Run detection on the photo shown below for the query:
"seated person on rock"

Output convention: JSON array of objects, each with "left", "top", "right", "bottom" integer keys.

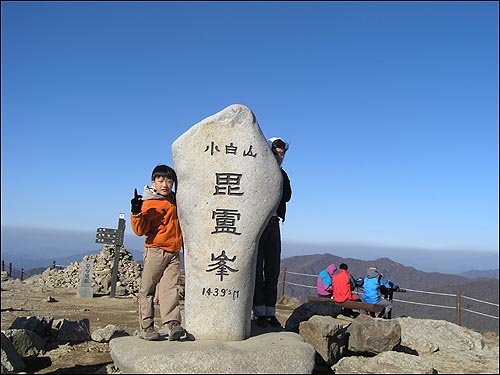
[
  {"left": 317, "top": 263, "right": 337, "bottom": 298},
  {"left": 362, "top": 265, "right": 392, "bottom": 319},
  {"left": 333, "top": 263, "right": 360, "bottom": 303},
  {"left": 333, "top": 263, "right": 360, "bottom": 316}
]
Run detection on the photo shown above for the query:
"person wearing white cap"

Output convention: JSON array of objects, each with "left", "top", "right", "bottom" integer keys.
[{"left": 253, "top": 137, "right": 292, "bottom": 328}]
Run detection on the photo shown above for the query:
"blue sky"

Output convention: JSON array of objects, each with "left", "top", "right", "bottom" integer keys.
[{"left": 1, "top": 1, "right": 498, "bottom": 255}]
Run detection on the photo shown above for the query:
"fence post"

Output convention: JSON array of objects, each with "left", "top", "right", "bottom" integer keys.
[
  {"left": 20, "top": 269, "right": 24, "bottom": 282},
  {"left": 1, "top": 260, "right": 4, "bottom": 272},
  {"left": 279, "top": 267, "right": 287, "bottom": 300},
  {"left": 52, "top": 260, "right": 56, "bottom": 270},
  {"left": 455, "top": 289, "right": 462, "bottom": 326},
  {"left": 8, "top": 263, "right": 12, "bottom": 277}
]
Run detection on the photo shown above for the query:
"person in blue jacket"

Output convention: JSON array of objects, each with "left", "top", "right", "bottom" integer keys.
[{"left": 362, "top": 265, "right": 392, "bottom": 318}]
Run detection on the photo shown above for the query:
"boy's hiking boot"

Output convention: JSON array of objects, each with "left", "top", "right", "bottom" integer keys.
[
  {"left": 267, "top": 316, "right": 282, "bottom": 328},
  {"left": 167, "top": 320, "right": 185, "bottom": 341},
  {"left": 139, "top": 326, "right": 160, "bottom": 341}
]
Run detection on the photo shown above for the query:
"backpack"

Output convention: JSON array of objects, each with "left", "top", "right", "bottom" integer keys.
[{"left": 318, "top": 269, "right": 332, "bottom": 287}]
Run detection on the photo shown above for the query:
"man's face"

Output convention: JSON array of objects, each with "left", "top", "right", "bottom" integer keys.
[
  {"left": 273, "top": 147, "right": 286, "bottom": 166},
  {"left": 152, "top": 176, "right": 174, "bottom": 197}
]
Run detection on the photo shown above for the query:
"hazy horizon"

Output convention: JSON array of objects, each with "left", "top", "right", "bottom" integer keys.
[{"left": 1, "top": 225, "right": 498, "bottom": 275}]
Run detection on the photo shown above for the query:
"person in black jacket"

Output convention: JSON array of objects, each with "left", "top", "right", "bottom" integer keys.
[{"left": 253, "top": 137, "right": 292, "bottom": 328}]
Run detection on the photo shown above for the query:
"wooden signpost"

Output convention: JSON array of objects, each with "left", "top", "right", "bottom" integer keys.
[{"left": 95, "top": 213, "right": 126, "bottom": 298}]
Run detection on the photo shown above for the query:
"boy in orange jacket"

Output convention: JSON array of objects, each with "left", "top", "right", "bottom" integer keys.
[{"left": 131, "top": 165, "right": 185, "bottom": 341}]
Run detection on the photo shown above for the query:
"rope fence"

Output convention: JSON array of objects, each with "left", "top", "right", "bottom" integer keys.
[{"left": 278, "top": 267, "right": 499, "bottom": 325}]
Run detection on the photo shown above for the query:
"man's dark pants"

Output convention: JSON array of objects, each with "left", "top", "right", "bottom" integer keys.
[{"left": 253, "top": 219, "right": 281, "bottom": 316}]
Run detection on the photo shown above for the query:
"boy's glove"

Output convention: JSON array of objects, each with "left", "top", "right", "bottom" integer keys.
[{"left": 131, "top": 188, "right": 143, "bottom": 215}]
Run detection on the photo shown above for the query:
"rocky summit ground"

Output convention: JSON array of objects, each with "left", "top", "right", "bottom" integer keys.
[
  {"left": 2, "top": 279, "right": 498, "bottom": 374},
  {"left": 1, "top": 280, "right": 136, "bottom": 373},
  {"left": 1, "top": 279, "right": 299, "bottom": 374}
]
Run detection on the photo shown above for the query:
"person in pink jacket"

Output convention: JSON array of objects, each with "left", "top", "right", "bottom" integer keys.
[{"left": 317, "top": 263, "right": 337, "bottom": 298}]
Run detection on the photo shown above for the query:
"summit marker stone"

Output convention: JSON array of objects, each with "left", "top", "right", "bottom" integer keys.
[
  {"left": 76, "top": 261, "right": 93, "bottom": 298},
  {"left": 172, "top": 104, "right": 282, "bottom": 341}
]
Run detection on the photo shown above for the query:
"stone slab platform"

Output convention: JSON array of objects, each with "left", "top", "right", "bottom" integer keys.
[{"left": 109, "top": 331, "right": 315, "bottom": 374}]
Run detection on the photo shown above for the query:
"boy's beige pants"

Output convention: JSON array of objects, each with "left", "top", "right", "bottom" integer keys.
[{"left": 138, "top": 247, "right": 181, "bottom": 330}]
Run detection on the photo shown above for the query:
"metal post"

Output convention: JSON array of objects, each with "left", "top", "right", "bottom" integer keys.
[
  {"left": 20, "top": 269, "right": 24, "bottom": 282},
  {"left": 455, "top": 289, "right": 462, "bottom": 326},
  {"left": 1, "top": 260, "right": 4, "bottom": 272},
  {"left": 52, "top": 260, "right": 56, "bottom": 270},
  {"left": 8, "top": 263, "right": 12, "bottom": 277},
  {"left": 109, "top": 246, "right": 120, "bottom": 298}
]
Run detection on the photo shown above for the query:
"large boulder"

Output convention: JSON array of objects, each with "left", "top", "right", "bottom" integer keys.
[
  {"left": 299, "top": 315, "right": 347, "bottom": 365},
  {"left": 1, "top": 332, "right": 25, "bottom": 374},
  {"left": 54, "top": 318, "right": 91, "bottom": 343},
  {"left": 91, "top": 324, "right": 129, "bottom": 343},
  {"left": 3, "top": 329, "right": 47, "bottom": 358},
  {"left": 9, "top": 315, "right": 53, "bottom": 338},
  {"left": 346, "top": 314, "right": 401, "bottom": 355},
  {"left": 396, "top": 317, "right": 484, "bottom": 353},
  {"left": 333, "top": 351, "right": 436, "bottom": 374}
]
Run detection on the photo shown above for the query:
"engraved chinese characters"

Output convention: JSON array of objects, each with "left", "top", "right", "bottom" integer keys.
[
  {"left": 172, "top": 104, "right": 283, "bottom": 341},
  {"left": 76, "top": 261, "right": 94, "bottom": 298}
]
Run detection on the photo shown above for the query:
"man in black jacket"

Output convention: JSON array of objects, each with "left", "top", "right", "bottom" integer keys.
[{"left": 253, "top": 137, "right": 292, "bottom": 328}]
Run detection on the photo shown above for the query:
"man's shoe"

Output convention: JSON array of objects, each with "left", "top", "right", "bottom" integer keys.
[
  {"left": 167, "top": 321, "right": 185, "bottom": 341},
  {"left": 254, "top": 316, "right": 268, "bottom": 327},
  {"left": 267, "top": 316, "right": 282, "bottom": 328},
  {"left": 139, "top": 326, "right": 160, "bottom": 341}
]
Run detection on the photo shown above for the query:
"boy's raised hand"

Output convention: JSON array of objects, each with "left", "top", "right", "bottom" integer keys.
[{"left": 131, "top": 188, "right": 143, "bottom": 215}]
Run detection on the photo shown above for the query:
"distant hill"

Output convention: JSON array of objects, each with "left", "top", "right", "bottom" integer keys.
[
  {"left": 281, "top": 253, "right": 476, "bottom": 296},
  {"left": 459, "top": 269, "right": 499, "bottom": 279},
  {"left": 280, "top": 253, "right": 499, "bottom": 334},
  {"left": 280, "top": 240, "right": 499, "bottom": 274}
]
